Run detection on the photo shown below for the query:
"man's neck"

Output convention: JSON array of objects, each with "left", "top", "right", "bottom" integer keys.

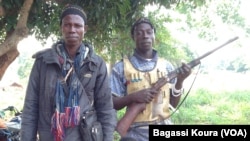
[
  {"left": 136, "top": 49, "right": 153, "bottom": 59},
  {"left": 65, "top": 45, "right": 80, "bottom": 59}
]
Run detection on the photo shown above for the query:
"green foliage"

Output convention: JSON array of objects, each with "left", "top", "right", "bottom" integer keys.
[
  {"left": 17, "top": 52, "right": 34, "bottom": 80},
  {"left": 223, "top": 56, "right": 250, "bottom": 73},
  {"left": 175, "top": 0, "right": 207, "bottom": 14},
  {"left": 1, "top": 0, "right": 249, "bottom": 77},
  {"left": 216, "top": 0, "right": 245, "bottom": 28},
  {"left": 175, "top": 0, "right": 247, "bottom": 42},
  {"left": 0, "top": 0, "right": 24, "bottom": 42},
  {"left": 116, "top": 107, "right": 126, "bottom": 120},
  {"left": 28, "top": 1, "right": 61, "bottom": 40},
  {"left": 172, "top": 89, "right": 250, "bottom": 124},
  {"left": 176, "top": 3, "right": 217, "bottom": 41},
  {"left": 0, "top": 0, "right": 202, "bottom": 63}
]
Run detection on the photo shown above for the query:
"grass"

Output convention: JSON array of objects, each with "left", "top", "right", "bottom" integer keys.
[{"left": 171, "top": 89, "right": 250, "bottom": 124}]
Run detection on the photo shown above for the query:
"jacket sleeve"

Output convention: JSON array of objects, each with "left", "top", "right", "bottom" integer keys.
[
  {"left": 20, "top": 59, "right": 41, "bottom": 141},
  {"left": 94, "top": 58, "right": 117, "bottom": 141}
]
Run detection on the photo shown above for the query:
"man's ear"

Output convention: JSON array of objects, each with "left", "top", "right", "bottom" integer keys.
[{"left": 84, "top": 25, "right": 88, "bottom": 33}]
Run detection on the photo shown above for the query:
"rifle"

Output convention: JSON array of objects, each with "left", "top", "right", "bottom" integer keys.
[{"left": 116, "top": 36, "right": 239, "bottom": 137}]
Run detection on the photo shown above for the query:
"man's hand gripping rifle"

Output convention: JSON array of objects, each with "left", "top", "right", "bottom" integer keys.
[{"left": 116, "top": 37, "right": 239, "bottom": 137}]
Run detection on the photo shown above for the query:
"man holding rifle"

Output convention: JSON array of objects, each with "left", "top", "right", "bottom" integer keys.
[{"left": 110, "top": 17, "right": 192, "bottom": 141}]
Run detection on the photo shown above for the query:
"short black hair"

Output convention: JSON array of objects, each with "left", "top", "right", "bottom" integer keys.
[
  {"left": 60, "top": 4, "right": 87, "bottom": 25},
  {"left": 131, "top": 17, "right": 156, "bottom": 38}
]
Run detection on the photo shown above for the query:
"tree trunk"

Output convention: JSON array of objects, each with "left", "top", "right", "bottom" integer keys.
[
  {"left": 0, "top": 48, "right": 19, "bottom": 80},
  {"left": 0, "top": 0, "right": 34, "bottom": 80}
]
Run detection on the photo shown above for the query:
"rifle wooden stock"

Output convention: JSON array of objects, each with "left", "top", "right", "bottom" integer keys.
[{"left": 116, "top": 37, "right": 239, "bottom": 137}]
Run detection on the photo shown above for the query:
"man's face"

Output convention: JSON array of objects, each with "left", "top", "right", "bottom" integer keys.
[
  {"left": 61, "top": 14, "right": 87, "bottom": 47},
  {"left": 133, "top": 23, "right": 155, "bottom": 52}
]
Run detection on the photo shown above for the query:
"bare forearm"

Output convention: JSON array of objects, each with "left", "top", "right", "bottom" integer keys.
[
  {"left": 116, "top": 103, "right": 145, "bottom": 137},
  {"left": 113, "top": 95, "right": 134, "bottom": 110},
  {"left": 175, "top": 78, "right": 184, "bottom": 90},
  {"left": 170, "top": 93, "right": 181, "bottom": 108}
]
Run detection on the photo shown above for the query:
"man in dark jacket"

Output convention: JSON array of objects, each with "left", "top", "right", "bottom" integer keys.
[{"left": 21, "top": 4, "right": 116, "bottom": 141}]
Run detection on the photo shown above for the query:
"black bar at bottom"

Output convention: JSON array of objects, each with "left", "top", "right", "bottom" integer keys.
[{"left": 149, "top": 125, "right": 250, "bottom": 141}]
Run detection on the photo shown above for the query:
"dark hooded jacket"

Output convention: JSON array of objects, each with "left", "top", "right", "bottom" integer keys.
[{"left": 21, "top": 42, "right": 116, "bottom": 141}]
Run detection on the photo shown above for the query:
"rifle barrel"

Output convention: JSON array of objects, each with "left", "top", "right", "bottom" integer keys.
[
  {"left": 195, "top": 36, "right": 239, "bottom": 62},
  {"left": 168, "top": 36, "right": 239, "bottom": 82}
]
